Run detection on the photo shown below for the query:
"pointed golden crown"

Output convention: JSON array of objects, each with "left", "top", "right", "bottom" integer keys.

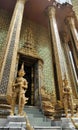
[{"left": 18, "top": 63, "right": 25, "bottom": 76}]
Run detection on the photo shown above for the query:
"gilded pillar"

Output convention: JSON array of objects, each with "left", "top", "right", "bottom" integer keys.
[
  {"left": 62, "top": 32, "right": 77, "bottom": 97},
  {"left": 48, "top": 6, "right": 66, "bottom": 100},
  {"left": 0, "top": 0, "right": 27, "bottom": 116},
  {"left": 65, "top": 16, "right": 78, "bottom": 75},
  {"left": 38, "top": 60, "right": 44, "bottom": 108},
  {"left": 68, "top": 16, "right": 78, "bottom": 51},
  {"left": 38, "top": 60, "right": 44, "bottom": 94}
]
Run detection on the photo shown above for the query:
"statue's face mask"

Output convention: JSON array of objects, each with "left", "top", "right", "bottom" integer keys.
[{"left": 18, "top": 70, "right": 25, "bottom": 77}]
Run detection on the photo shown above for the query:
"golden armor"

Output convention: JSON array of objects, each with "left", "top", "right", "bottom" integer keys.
[
  {"left": 62, "top": 74, "right": 74, "bottom": 117},
  {"left": 11, "top": 63, "right": 28, "bottom": 116}
]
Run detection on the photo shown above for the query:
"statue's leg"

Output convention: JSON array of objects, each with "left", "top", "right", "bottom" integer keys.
[
  {"left": 64, "top": 99, "right": 68, "bottom": 117},
  {"left": 18, "top": 93, "right": 25, "bottom": 116},
  {"left": 69, "top": 98, "right": 74, "bottom": 117}
]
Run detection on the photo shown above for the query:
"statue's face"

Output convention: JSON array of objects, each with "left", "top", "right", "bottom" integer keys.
[{"left": 18, "top": 71, "right": 25, "bottom": 77}]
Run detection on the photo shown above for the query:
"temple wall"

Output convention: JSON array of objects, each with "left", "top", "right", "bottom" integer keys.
[{"left": 19, "top": 19, "right": 55, "bottom": 93}]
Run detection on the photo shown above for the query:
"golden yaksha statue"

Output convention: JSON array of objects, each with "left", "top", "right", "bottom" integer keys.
[
  {"left": 62, "top": 74, "right": 74, "bottom": 117},
  {"left": 11, "top": 63, "right": 28, "bottom": 116}
]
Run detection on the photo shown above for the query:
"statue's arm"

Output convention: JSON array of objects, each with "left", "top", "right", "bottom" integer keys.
[
  {"left": 12, "top": 79, "right": 20, "bottom": 90},
  {"left": 23, "top": 80, "right": 28, "bottom": 89}
]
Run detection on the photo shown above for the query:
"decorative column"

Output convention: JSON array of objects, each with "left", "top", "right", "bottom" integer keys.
[
  {"left": 65, "top": 16, "right": 78, "bottom": 52},
  {"left": 38, "top": 60, "right": 44, "bottom": 94},
  {"left": 0, "top": 0, "right": 27, "bottom": 116},
  {"left": 38, "top": 59, "right": 44, "bottom": 108},
  {"left": 48, "top": 6, "right": 66, "bottom": 100},
  {"left": 65, "top": 16, "right": 78, "bottom": 73},
  {"left": 62, "top": 32, "right": 77, "bottom": 97},
  {"left": 31, "top": 67, "right": 34, "bottom": 105}
]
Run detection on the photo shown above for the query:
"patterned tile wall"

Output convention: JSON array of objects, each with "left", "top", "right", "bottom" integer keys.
[{"left": 0, "top": 10, "right": 10, "bottom": 73}]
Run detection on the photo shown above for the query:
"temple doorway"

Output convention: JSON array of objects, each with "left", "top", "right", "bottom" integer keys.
[{"left": 18, "top": 54, "right": 38, "bottom": 106}]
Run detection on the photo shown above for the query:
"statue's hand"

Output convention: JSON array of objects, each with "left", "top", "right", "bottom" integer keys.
[
  {"left": 12, "top": 86, "right": 15, "bottom": 92},
  {"left": 13, "top": 82, "right": 22, "bottom": 87}
]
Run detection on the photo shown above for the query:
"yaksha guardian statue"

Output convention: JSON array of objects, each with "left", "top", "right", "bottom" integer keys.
[
  {"left": 62, "top": 74, "right": 74, "bottom": 117},
  {"left": 11, "top": 63, "right": 28, "bottom": 116}
]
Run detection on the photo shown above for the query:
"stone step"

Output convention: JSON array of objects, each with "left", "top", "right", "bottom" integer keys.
[
  {"left": 28, "top": 117, "right": 45, "bottom": 123},
  {"left": 24, "top": 106, "right": 39, "bottom": 111},
  {"left": 61, "top": 118, "right": 76, "bottom": 130},
  {"left": 6, "top": 122, "right": 26, "bottom": 128},
  {"left": 26, "top": 113, "right": 50, "bottom": 122},
  {"left": 26, "top": 113, "right": 34, "bottom": 118},
  {"left": 7, "top": 116, "right": 26, "bottom": 122},
  {"left": 26, "top": 110, "right": 42, "bottom": 114},
  {"left": 0, "top": 126, "right": 62, "bottom": 130},
  {"left": 0, "top": 118, "right": 7, "bottom": 126},
  {"left": 24, "top": 108, "right": 41, "bottom": 111},
  {"left": 6, "top": 115, "right": 52, "bottom": 127},
  {"left": 16, "top": 106, "right": 43, "bottom": 115},
  {"left": 26, "top": 113, "right": 46, "bottom": 120},
  {"left": 34, "top": 126, "right": 62, "bottom": 130},
  {"left": 62, "top": 127, "right": 77, "bottom": 130},
  {"left": 30, "top": 121, "right": 51, "bottom": 127},
  {"left": 34, "top": 114, "right": 45, "bottom": 118},
  {"left": 23, "top": 106, "right": 52, "bottom": 126},
  {"left": 28, "top": 118, "right": 52, "bottom": 126},
  {"left": 0, "top": 128, "right": 22, "bottom": 130},
  {"left": 51, "top": 120, "right": 62, "bottom": 126}
]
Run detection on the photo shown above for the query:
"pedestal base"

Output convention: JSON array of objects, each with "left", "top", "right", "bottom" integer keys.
[
  {"left": 0, "top": 96, "right": 11, "bottom": 118},
  {"left": 6, "top": 116, "right": 26, "bottom": 128}
]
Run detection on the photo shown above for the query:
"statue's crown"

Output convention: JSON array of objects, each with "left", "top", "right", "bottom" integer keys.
[
  {"left": 18, "top": 63, "right": 25, "bottom": 76},
  {"left": 21, "top": 62, "right": 24, "bottom": 70}
]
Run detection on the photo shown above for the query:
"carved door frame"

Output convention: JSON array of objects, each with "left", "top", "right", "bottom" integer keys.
[{"left": 16, "top": 52, "right": 44, "bottom": 107}]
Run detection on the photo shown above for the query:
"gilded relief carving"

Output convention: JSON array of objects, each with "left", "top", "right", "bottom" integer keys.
[
  {"left": 26, "top": 24, "right": 34, "bottom": 44},
  {"left": 40, "top": 86, "right": 55, "bottom": 119},
  {"left": 19, "top": 24, "right": 39, "bottom": 58}
]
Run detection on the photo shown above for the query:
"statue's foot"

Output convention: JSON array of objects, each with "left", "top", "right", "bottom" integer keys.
[
  {"left": 18, "top": 112, "right": 24, "bottom": 116},
  {"left": 66, "top": 115, "right": 69, "bottom": 118},
  {"left": 18, "top": 111, "right": 26, "bottom": 116}
]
